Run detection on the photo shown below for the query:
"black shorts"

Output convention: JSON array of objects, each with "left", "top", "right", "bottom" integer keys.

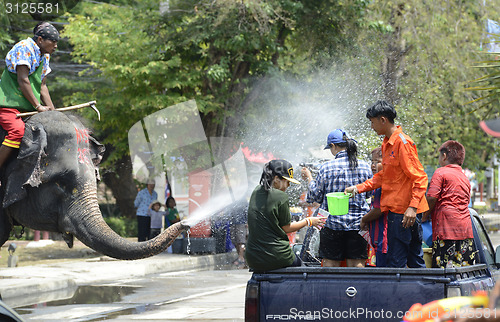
[{"left": 319, "top": 227, "right": 368, "bottom": 261}]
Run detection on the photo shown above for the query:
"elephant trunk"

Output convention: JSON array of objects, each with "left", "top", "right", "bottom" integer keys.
[{"left": 67, "top": 184, "right": 189, "bottom": 260}]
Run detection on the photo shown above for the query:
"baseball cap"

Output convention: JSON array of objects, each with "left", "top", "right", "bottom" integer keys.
[
  {"left": 269, "top": 159, "right": 301, "bottom": 184},
  {"left": 151, "top": 200, "right": 162, "bottom": 207},
  {"left": 324, "top": 129, "right": 349, "bottom": 149}
]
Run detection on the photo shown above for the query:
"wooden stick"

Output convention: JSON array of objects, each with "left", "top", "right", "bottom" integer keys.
[{"left": 16, "top": 101, "right": 97, "bottom": 117}]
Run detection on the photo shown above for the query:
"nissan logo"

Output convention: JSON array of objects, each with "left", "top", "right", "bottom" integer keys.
[{"left": 346, "top": 286, "right": 357, "bottom": 297}]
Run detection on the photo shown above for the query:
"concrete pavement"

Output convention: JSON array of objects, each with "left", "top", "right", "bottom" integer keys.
[{"left": 0, "top": 250, "right": 236, "bottom": 308}]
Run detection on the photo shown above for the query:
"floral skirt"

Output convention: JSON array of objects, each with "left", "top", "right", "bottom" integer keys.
[{"left": 432, "top": 238, "right": 478, "bottom": 268}]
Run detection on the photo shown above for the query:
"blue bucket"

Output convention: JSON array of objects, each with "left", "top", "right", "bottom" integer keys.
[{"left": 421, "top": 221, "right": 432, "bottom": 247}]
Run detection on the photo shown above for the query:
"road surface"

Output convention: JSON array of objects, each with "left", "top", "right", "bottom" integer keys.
[
  {"left": 15, "top": 227, "right": 500, "bottom": 321},
  {"left": 16, "top": 268, "right": 252, "bottom": 321}
]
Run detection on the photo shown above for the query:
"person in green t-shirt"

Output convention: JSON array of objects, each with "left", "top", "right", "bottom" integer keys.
[
  {"left": 245, "top": 159, "right": 326, "bottom": 272},
  {"left": 165, "top": 196, "right": 180, "bottom": 227},
  {"left": 0, "top": 22, "right": 58, "bottom": 170}
]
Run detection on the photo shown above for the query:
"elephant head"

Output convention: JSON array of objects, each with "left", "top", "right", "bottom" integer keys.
[{"left": 0, "top": 111, "right": 189, "bottom": 260}]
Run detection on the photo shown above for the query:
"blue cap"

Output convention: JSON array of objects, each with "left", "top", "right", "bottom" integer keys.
[{"left": 324, "top": 129, "right": 353, "bottom": 149}]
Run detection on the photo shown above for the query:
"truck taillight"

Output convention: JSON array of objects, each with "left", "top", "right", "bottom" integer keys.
[
  {"left": 447, "top": 285, "right": 462, "bottom": 297},
  {"left": 245, "top": 282, "right": 259, "bottom": 322}
]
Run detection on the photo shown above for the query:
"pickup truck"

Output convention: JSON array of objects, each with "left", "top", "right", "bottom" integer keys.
[{"left": 245, "top": 209, "right": 500, "bottom": 321}]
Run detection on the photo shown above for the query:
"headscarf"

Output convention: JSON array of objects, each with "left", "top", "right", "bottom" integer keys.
[{"left": 33, "top": 22, "right": 59, "bottom": 42}]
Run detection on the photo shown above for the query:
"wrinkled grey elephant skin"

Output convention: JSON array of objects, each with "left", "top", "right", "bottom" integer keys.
[{"left": 0, "top": 111, "right": 188, "bottom": 260}]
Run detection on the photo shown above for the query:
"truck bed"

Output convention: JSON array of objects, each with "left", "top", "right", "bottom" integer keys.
[
  {"left": 247, "top": 264, "right": 493, "bottom": 321},
  {"left": 245, "top": 212, "right": 499, "bottom": 321}
]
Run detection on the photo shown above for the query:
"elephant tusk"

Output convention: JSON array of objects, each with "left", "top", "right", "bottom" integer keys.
[{"left": 90, "top": 103, "right": 101, "bottom": 121}]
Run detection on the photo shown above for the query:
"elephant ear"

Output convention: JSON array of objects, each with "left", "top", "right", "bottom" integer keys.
[
  {"left": 3, "top": 123, "right": 47, "bottom": 208},
  {"left": 89, "top": 135, "right": 105, "bottom": 166},
  {"left": 89, "top": 135, "right": 105, "bottom": 181}
]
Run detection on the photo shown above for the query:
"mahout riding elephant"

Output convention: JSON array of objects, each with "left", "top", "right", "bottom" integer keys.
[{"left": 0, "top": 111, "right": 189, "bottom": 260}]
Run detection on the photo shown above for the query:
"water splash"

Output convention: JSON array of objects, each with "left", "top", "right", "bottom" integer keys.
[
  {"left": 128, "top": 67, "right": 381, "bottom": 221},
  {"left": 186, "top": 230, "right": 191, "bottom": 255},
  {"left": 239, "top": 68, "right": 378, "bottom": 166},
  {"left": 183, "top": 185, "right": 248, "bottom": 227}
]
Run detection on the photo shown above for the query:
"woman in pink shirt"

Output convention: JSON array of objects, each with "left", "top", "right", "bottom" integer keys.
[{"left": 424, "top": 140, "right": 477, "bottom": 268}]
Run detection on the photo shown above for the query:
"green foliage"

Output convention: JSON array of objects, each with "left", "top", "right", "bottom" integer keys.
[
  {"left": 10, "top": 226, "right": 34, "bottom": 241},
  {"left": 0, "top": 31, "right": 13, "bottom": 51},
  {"left": 360, "top": 0, "right": 498, "bottom": 171},
  {"left": 104, "top": 216, "right": 137, "bottom": 238},
  {"left": 400, "top": 1, "right": 497, "bottom": 170},
  {"left": 62, "top": 0, "right": 368, "bottom": 169},
  {"left": 62, "top": 1, "right": 184, "bottom": 165},
  {"left": 2, "top": 0, "right": 498, "bottom": 214},
  {"left": 0, "top": 4, "right": 27, "bottom": 51},
  {"left": 466, "top": 52, "right": 500, "bottom": 110}
]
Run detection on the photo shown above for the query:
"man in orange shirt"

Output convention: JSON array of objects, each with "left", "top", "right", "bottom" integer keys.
[{"left": 345, "top": 100, "right": 429, "bottom": 268}]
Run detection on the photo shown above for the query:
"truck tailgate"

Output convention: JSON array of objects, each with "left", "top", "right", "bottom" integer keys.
[{"left": 256, "top": 267, "right": 449, "bottom": 321}]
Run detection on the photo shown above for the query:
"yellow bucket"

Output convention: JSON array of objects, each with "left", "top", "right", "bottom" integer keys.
[{"left": 423, "top": 248, "right": 433, "bottom": 268}]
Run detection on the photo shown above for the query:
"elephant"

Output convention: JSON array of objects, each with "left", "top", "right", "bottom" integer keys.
[{"left": 0, "top": 111, "right": 189, "bottom": 260}]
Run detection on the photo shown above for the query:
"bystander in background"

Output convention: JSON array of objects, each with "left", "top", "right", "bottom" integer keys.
[
  {"left": 165, "top": 196, "right": 180, "bottom": 227},
  {"left": 149, "top": 200, "right": 166, "bottom": 239},
  {"left": 134, "top": 179, "right": 157, "bottom": 241}
]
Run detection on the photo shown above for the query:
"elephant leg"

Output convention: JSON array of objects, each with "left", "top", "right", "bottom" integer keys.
[{"left": 0, "top": 209, "right": 12, "bottom": 247}]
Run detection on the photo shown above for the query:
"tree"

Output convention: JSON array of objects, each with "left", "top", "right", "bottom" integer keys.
[
  {"left": 466, "top": 53, "right": 500, "bottom": 111},
  {"left": 62, "top": 0, "right": 368, "bottom": 217},
  {"left": 359, "top": 0, "right": 498, "bottom": 170}
]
